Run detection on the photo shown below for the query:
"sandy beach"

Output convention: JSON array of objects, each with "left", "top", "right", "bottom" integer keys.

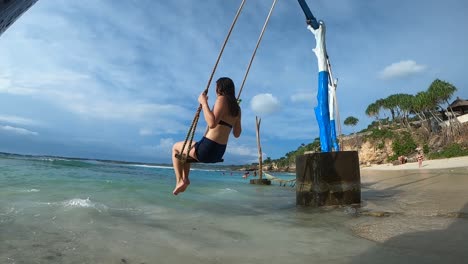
[
  {"left": 361, "top": 155, "right": 468, "bottom": 171},
  {"left": 348, "top": 155, "right": 468, "bottom": 262}
]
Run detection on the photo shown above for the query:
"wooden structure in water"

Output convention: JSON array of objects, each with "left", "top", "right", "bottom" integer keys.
[
  {"left": 250, "top": 116, "right": 271, "bottom": 185},
  {"left": 296, "top": 151, "right": 360, "bottom": 206},
  {"left": 250, "top": 178, "right": 271, "bottom": 185}
]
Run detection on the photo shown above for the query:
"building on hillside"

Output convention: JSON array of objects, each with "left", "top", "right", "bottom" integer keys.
[
  {"left": 0, "top": 0, "right": 38, "bottom": 37},
  {"left": 448, "top": 97, "right": 468, "bottom": 115},
  {"left": 441, "top": 97, "right": 468, "bottom": 125}
]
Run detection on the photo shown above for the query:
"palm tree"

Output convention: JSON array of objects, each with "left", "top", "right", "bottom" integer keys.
[
  {"left": 344, "top": 116, "right": 359, "bottom": 148},
  {"left": 395, "top": 93, "right": 414, "bottom": 129},
  {"left": 344, "top": 116, "right": 359, "bottom": 128},
  {"left": 365, "top": 102, "right": 380, "bottom": 127},
  {"left": 427, "top": 79, "right": 459, "bottom": 138},
  {"left": 428, "top": 79, "right": 457, "bottom": 108},
  {"left": 383, "top": 95, "right": 399, "bottom": 121},
  {"left": 412, "top": 91, "right": 433, "bottom": 134}
]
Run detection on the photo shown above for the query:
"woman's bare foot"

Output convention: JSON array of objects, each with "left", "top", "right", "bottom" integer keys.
[{"left": 173, "top": 178, "right": 190, "bottom": 195}]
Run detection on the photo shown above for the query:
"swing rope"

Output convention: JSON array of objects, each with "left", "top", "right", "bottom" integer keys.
[
  {"left": 177, "top": 0, "right": 278, "bottom": 164},
  {"left": 177, "top": 0, "right": 247, "bottom": 164},
  {"left": 237, "top": 0, "right": 278, "bottom": 100},
  {"left": 327, "top": 57, "right": 342, "bottom": 143}
]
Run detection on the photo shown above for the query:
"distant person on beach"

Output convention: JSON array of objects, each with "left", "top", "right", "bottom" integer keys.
[
  {"left": 398, "top": 155, "right": 407, "bottom": 164},
  {"left": 171, "top": 77, "right": 242, "bottom": 195},
  {"left": 242, "top": 171, "right": 250, "bottom": 179},
  {"left": 417, "top": 152, "right": 424, "bottom": 168}
]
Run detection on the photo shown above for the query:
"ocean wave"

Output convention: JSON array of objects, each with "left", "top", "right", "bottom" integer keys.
[
  {"left": 60, "top": 198, "right": 108, "bottom": 212},
  {"left": 19, "top": 188, "right": 40, "bottom": 193},
  {"left": 190, "top": 168, "right": 227, "bottom": 172},
  {"left": 130, "top": 164, "right": 173, "bottom": 170},
  {"left": 214, "top": 188, "right": 239, "bottom": 195},
  {"left": 37, "top": 157, "right": 69, "bottom": 162},
  {"left": 44, "top": 158, "right": 95, "bottom": 168},
  {"left": 1, "top": 207, "right": 19, "bottom": 215}
]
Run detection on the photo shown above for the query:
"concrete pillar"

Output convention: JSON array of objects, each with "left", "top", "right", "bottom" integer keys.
[{"left": 296, "top": 151, "right": 360, "bottom": 206}]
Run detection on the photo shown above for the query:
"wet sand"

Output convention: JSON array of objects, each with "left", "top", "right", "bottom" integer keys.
[{"left": 349, "top": 157, "right": 468, "bottom": 262}]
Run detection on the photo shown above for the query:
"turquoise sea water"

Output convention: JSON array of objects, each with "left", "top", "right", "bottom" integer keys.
[{"left": 3, "top": 153, "right": 459, "bottom": 263}]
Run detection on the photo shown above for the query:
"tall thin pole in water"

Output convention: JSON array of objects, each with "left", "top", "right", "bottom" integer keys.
[{"left": 255, "top": 116, "right": 263, "bottom": 180}]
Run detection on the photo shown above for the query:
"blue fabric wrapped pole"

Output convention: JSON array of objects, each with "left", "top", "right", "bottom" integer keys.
[{"left": 315, "top": 71, "right": 331, "bottom": 152}]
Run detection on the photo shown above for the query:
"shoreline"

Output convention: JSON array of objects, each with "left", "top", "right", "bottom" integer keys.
[
  {"left": 252, "top": 155, "right": 468, "bottom": 173},
  {"left": 361, "top": 155, "right": 468, "bottom": 171}
]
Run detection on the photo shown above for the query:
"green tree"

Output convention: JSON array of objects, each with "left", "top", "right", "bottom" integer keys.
[
  {"left": 390, "top": 131, "right": 417, "bottom": 161},
  {"left": 427, "top": 79, "right": 457, "bottom": 108},
  {"left": 412, "top": 91, "right": 434, "bottom": 133},
  {"left": 391, "top": 93, "right": 414, "bottom": 129},
  {"left": 382, "top": 95, "right": 399, "bottom": 121},
  {"left": 427, "top": 79, "right": 460, "bottom": 137},
  {"left": 365, "top": 102, "right": 380, "bottom": 125},
  {"left": 344, "top": 116, "right": 359, "bottom": 148},
  {"left": 344, "top": 116, "right": 359, "bottom": 128},
  {"left": 304, "top": 138, "right": 321, "bottom": 153}
]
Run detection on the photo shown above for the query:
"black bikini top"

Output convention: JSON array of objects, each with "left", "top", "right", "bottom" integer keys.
[{"left": 218, "top": 120, "right": 233, "bottom": 128}]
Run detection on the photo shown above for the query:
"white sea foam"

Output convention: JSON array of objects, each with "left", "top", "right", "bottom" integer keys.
[
  {"left": 190, "top": 168, "right": 226, "bottom": 172},
  {"left": 215, "top": 188, "right": 238, "bottom": 194},
  {"left": 37, "top": 157, "right": 69, "bottom": 162},
  {"left": 4, "top": 207, "right": 17, "bottom": 215},
  {"left": 130, "top": 164, "right": 173, "bottom": 169},
  {"left": 23, "top": 188, "right": 40, "bottom": 192},
  {"left": 61, "top": 198, "right": 108, "bottom": 212},
  {"left": 16, "top": 188, "right": 40, "bottom": 193},
  {"left": 62, "top": 198, "right": 94, "bottom": 208}
]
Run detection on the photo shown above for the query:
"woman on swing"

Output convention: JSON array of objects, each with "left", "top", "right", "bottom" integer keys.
[{"left": 172, "top": 77, "right": 242, "bottom": 195}]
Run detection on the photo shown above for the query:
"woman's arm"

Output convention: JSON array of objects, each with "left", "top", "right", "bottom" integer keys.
[{"left": 199, "top": 93, "right": 225, "bottom": 128}]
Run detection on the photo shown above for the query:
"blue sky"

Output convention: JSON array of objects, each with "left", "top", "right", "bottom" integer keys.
[{"left": 0, "top": 0, "right": 467, "bottom": 164}]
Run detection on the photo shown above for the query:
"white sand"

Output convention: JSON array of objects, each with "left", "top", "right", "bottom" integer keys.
[
  {"left": 351, "top": 155, "right": 468, "bottom": 259},
  {"left": 362, "top": 156, "right": 468, "bottom": 171}
]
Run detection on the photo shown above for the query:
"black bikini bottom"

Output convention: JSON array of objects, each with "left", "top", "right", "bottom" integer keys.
[{"left": 194, "top": 137, "right": 226, "bottom": 163}]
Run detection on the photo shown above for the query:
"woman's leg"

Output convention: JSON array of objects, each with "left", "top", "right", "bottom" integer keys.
[{"left": 172, "top": 141, "right": 197, "bottom": 195}]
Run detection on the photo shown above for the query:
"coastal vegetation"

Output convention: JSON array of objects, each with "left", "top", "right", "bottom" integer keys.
[{"left": 260, "top": 79, "right": 467, "bottom": 171}]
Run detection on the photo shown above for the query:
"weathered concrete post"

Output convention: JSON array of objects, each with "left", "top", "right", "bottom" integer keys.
[{"left": 296, "top": 151, "right": 360, "bottom": 206}]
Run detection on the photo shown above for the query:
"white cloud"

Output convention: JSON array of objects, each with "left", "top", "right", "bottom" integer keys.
[
  {"left": 156, "top": 138, "right": 175, "bottom": 154},
  {"left": 66, "top": 100, "right": 187, "bottom": 121},
  {"left": 290, "top": 91, "right": 315, "bottom": 103},
  {"left": 0, "top": 2, "right": 198, "bottom": 129},
  {"left": 0, "top": 71, "right": 191, "bottom": 124},
  {"left": 226, "top": 144, "right": 258, "bottom": 157},
  {"left": 0, "top": 125, "right": 38, "bottom": 136},
  {"left": 250, "top": 93, "right": 281, "bottom": 116},
  {"left": 0, "top": 74, "right": 36, "bottom": 95},
  {"left": 139, "top": 128, "right": 153, "bottom": 136},
  {"left": 141, "top": 138, "right": 175, "bottom": 158},
  {"left": 379, "top": 60, "right": 427, "bottom": 80},
  {"left": 225, "top": 143, "right": 269, "bottom": 164},
  {"left": 0, "top": 115, "right": 40, "bottom": 126}
]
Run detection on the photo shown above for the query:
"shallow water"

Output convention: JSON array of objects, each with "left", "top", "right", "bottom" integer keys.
[{"left": 1, "top": 154, "right": 467, "bottom": 263}]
